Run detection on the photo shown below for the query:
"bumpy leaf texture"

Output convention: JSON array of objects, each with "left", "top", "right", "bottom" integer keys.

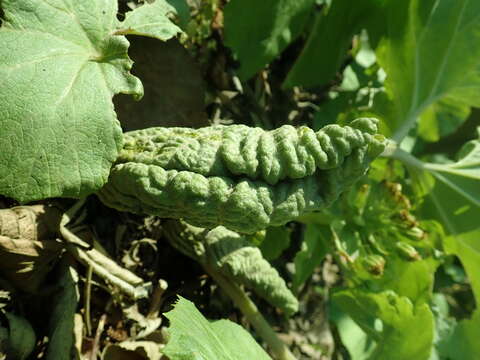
[
  {"left": 98, "top": 119, "right": 385, "bottom": 233},
  {"left": 163, "top": 220, "right": 298, "bottom": 315}
]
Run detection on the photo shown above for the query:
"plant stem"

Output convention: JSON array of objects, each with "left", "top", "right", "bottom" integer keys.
[
  {"left": 84, "top": 265, "right": 93, "bottom": 336},
  {"left": 60, "top": 200, "right": 150, "bottom": 299},
  {"left": 391, "top": 107, "right": 424, "bottom": 143},
  {"left": 204, "top": 265, "right": 297, "bottom": 360},
  {"left": 380, "top": 143, "right": 426, "bottom": 171}
]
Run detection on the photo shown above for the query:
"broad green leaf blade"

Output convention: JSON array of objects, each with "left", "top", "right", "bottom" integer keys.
[
  {"left": 46, "top": 264, "right": 79, "bottom": 360},
  {"left": 224, "top": 0, "right": 315, "bottom": 80},
  {"left": 119, "top": 0, "right": 182, "bottom": 40},
  {"left": 333, "top": 289, "right": 435, "bottom": 360},
  {"left": 163, "top": 296, "right": 271, "bottom": 360},
  {"left": 4, "top": 312, "right": 36, "bottom": 360},
  {"left": 421, "top": 131, "right": 480, "bottom": 234},
  {"left": 284, "top": 0, "right": 380, "bottom": 89},
  {"left": 292, "top": 224, "right": 329, "bottom": 291},
  {"left": 0, "top": 0, "right": 147, "bottom": 202},
  {"left": 375, "top": 0, "right": 480, "bottom": 142}
]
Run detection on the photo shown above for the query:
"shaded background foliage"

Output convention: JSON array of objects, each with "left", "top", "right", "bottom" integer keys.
[{"left": 0, "top": 0, "right": 480, "bottom": 359}]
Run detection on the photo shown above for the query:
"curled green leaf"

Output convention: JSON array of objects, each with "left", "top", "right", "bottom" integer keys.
[
  {"left": 163, "top": 220, "right": 299, "bottom": 315},
  {"left": 98, "top": 119, "right": 385, "bottom": 233},
  {"left": 118, "top": 118, "right": 383, "bottom": 185}
]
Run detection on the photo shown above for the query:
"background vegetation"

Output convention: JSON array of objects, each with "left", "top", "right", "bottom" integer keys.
[{"left": 0, "top": 0, "right": 479, "bottom": 359}]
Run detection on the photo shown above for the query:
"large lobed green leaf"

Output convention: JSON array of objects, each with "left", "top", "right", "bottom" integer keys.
[
  {"left": 0, "top": 0, "right": 180, "bottom": 202},
  {"left": 163, "top": 296, "right": 271, "bottom": 360},
  {"left": 375, "top": 0, "right": 480, "bottom": 141}
]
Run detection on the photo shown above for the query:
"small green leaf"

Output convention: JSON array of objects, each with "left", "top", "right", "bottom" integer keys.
[
  {"left": 374, "top": 257, "right": 438, "bottom": 305},
  {"left": 329, "top": 307, "right": 375, "bottom": 360},
  {"left": 224, "top": 0, "right": 315, "bottom": 80},
  {"left": 163, "top": 296, "right": 271, "bottom": 360},
  {"left": 333, "top": 289, "right": 435, "bottom": 360},
  {"left": 120, "top": 0, "right": 182, "bottom": 40},
  {"left": 292, "top": 224, "right": 329, "bottom": 291}
]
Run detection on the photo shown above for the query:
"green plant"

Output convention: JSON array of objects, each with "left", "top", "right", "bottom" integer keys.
[
  {"left": 97, "top": 120, "right": 384, "bottom": 233},
  {"left": 0, "top": 0, "right": 480, "bottom": 359}
]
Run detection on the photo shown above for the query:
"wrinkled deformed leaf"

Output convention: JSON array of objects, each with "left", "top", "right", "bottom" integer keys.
[
  {"left": 163, "top": 221, "right": 298, "bottom": 315},
  {"left": 224, "top": 0, "right": 315, "bottom": 80},
  {"left": 98, "top": 119, "right": 385, "bottom": 234},
  {"left": 0, "top": 0, "right": 179, "bottom": 202},
  {"left": 206, "top": 226, "right": 298, "bottom": 315},
  {"left": 163, "top": 296, "right": 271, "bottom": 360},
  {"left": 0, "top": 205, "right": 61, "bottom": 240}
]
